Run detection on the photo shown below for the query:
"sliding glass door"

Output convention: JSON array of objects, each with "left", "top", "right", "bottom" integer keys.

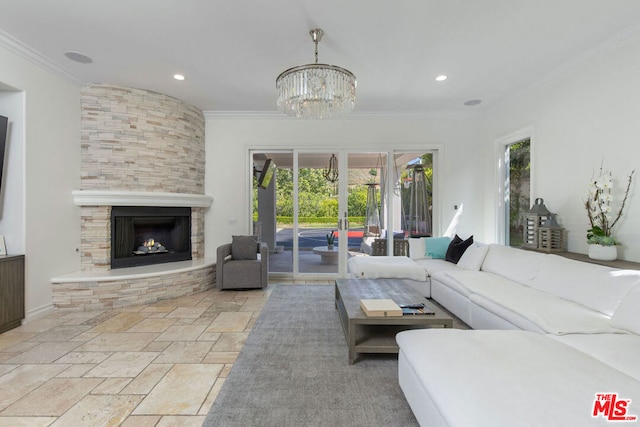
[
  {"left": 294, "top": 151, "right": 393, "bottom": 277},
  {"left": 252, "top": 149, "right": 436, "bottom": 279},
  {"left": 295, "top": 151, "right": 342, "bottom": 275}
]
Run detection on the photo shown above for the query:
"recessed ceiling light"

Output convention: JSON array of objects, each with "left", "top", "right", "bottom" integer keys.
[
  {"left": 464, "top": 99, "right": 482, "bottom": 106},
  {"left": 173, "top": 74, "right": 185, "bottom": 81},
  {"left": 64, "top": 51, "right": 92, "bottom": 64},
  {"left": 435, "top": 75, "right": 447, "bottom": 82}
]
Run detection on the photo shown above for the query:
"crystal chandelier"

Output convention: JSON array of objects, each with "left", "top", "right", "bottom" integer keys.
[{"left": 276, "top": 29, "right": 356, "bottom": 119}]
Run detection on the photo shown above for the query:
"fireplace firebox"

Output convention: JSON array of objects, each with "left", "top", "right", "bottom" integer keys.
[{"left": 111, "top": 206, "right": 191, "bottom": 269}]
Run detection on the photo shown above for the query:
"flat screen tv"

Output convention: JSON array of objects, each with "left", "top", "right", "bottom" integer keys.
[
  {"left": 0, "top": 115, "right": 7, "bottom": 191},
  {"left": 257, "top": 158, "right": 276, "bottom": 189}
]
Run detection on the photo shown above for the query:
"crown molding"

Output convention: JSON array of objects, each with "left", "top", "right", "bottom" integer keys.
[
  {"left": 203, "top": 111, "right": 285, "bottom": 120},
  {"left": 0, "top": 28, "right": 82, "bottom": 86},
  {"left": 203, "top": 109, "right": 480, "bottom": 120}
]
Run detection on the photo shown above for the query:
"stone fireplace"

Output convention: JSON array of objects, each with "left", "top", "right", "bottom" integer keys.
[{"left": 51, "top": 84, "right": 214, "bottom": 311}]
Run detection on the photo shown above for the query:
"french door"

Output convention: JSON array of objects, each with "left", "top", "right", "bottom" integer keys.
[
  {"left": 294, "top": 151, "right": 346, "bottom": 277},
  {"left": 251, "top": 149, "right": 435, "bottom": 280}
]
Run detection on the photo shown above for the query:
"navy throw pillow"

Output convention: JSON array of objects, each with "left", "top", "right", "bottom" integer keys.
[{"left": 445, "top": 234, "right": 474, "bottom": 264}]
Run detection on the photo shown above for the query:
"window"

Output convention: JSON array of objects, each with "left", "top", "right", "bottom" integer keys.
[{"left": 505, "top": 139, "right": 530, "bottom": 247}]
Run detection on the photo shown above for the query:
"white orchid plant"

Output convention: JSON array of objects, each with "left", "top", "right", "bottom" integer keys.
[{"left": 585, "top": 167, "right": 635, "bottom": 246}]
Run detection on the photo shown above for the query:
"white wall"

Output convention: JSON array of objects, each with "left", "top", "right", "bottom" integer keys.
[
  {"left": 0, "top": 44, "right": 81, "bottom": 319},
  {"left": 204, "top": 115, "right": 485, "bottom": 259},
  {"left": 481, "top": 31, "right": 640, "bottom": 261}
]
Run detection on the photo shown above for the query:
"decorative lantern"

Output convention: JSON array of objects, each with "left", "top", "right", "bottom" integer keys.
[
  {"left": 537, "top": 213, "right": 565, "bottom": 252},
  {"left": 522, "top": 198, "right": 550, "bottom": 249}
]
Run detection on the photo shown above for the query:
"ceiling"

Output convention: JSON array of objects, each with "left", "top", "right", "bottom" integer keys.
[{"left": 1, "top": 1, "right": 640, "bottom": 115}]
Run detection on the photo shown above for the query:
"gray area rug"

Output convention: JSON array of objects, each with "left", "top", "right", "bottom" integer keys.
[{"left": 204, "top": 284, "right": 418, "bottom": 427}]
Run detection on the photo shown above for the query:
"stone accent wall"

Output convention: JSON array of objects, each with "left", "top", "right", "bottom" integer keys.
[
  {"left": 191, "top": 207, "right": 205, "bottom": 260},
  {"left": 81, "top": 84, "right": 205, "bottom": 192},
  {"left": 52, "top": 265, "right": 215, "bottom": 311},
  {"left": 58, "top": 85, "right": 212, "bottom": 311},
  {"left": 78, "top": 84, "right": 207, "bottom": 272},
  {"left": 80, "top": 206, "right": 111, "bottom": 271}
]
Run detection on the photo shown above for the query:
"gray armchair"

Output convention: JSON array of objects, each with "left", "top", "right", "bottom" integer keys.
[{"left": 216, "top": 236, "right": 268, "bottom": 290}]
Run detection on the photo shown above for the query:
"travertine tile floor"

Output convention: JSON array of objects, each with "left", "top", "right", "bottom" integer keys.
[{"left": 0, "top": 280, "right": 330, "bottom": 426}]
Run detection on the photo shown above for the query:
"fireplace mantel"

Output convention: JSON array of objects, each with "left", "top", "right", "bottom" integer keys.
[{"left": 72, "top": 190, "right": 213, "bottom": 208}]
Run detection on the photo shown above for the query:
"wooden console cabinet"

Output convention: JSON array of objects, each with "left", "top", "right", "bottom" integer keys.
[{"left": 0, "top": 255, "right": 25, "bottom": 333}]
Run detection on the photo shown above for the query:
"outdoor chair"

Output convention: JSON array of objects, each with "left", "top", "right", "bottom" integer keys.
[{"left": 371, "top": 238, "right": 409, "bottom": 256}]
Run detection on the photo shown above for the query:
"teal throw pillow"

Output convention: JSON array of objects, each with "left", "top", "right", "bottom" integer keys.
[
  {"left": 424, "top": 236, "right": 451, "bottom": 259},
  {"left": 424, "top": 237, "right": 451, "bottom": 259}
]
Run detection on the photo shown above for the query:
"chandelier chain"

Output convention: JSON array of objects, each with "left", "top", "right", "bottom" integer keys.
[
  {"left": 311, "top": 29, "right": 323, "bottom": 64},
  {"left": 314, "top": 39, "right": 319, "bottom": 63}
]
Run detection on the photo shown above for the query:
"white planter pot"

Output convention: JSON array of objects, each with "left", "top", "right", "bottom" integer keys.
[{"left": 588, "top": 244, "right": 618, "bottom": 261}]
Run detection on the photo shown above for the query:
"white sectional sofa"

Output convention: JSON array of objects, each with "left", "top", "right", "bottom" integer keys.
[
  {"left": 397, "top": 329, "right": 640, "bottom": 426},
  {"left": 425, "top": 243, "right": 640, "bottom": 333},
  {"left": 388, "top": 243, "right": 640, "bottom": 426}
]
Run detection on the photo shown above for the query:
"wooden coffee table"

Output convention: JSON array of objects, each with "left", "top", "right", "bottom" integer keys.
[{"left": 335, "top": 278, "right": 453, "bottom": 364}]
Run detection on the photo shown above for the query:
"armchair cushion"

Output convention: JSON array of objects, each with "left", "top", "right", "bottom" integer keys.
[
  {"left": 232, "top": 235, "right": 258, "bottom": 260},
  {"left": 223, "top": 260, "right": 262, "bottom": 287}
]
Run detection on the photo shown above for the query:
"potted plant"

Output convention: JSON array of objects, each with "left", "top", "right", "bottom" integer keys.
[
  {"left": 585, "top": 166, "right": 634, "bottom": 261},
  {"left": 326, "top": 230, "right": 336, "bottom": 250}
]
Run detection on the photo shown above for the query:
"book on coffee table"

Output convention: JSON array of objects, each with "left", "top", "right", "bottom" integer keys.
[{"left": 360, "top": 299, "right": 402, "bottom": 317}]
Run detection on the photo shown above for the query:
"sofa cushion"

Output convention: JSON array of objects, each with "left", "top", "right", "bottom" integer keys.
[
  {"left": 424, "top": 236, "right": 451, "bottom": 259},
  {"left": 551, "top": 333, "right": 640, "bottom": 382},
  {"left": 480, "top": 244, "right": 546, "bottom": 286},
  {"left": 456, "top": 242, "right": 489, "bottom": 271},
  {"left": 415, "top": 258, "right": 461, "bottom": 277},
  {"left": 347, "top": 256, "right": 427, "bottom": 281},
  {"left": 445, "top": 235, "right": 473, "bottom": 263},
  {"left": 397, "top": 329, "right": 640, "bottom": 427},
  {"left": 231, "top": 235, "right": 257, "bottom": 260},
  {"left": 610, "top": 285, "right": 640, "bottom": 334},
  {"left": 532, "top": 255, "right": 640, "bottom": 316},
  {"left": 430, "top": 269, "right": 483, "bottom": 298},
  {"left": 444, "top": 270, "right": 620, "bottom": 334},
  {"left": 408, "top": 237, "right": 426, "bottom": 260}
]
